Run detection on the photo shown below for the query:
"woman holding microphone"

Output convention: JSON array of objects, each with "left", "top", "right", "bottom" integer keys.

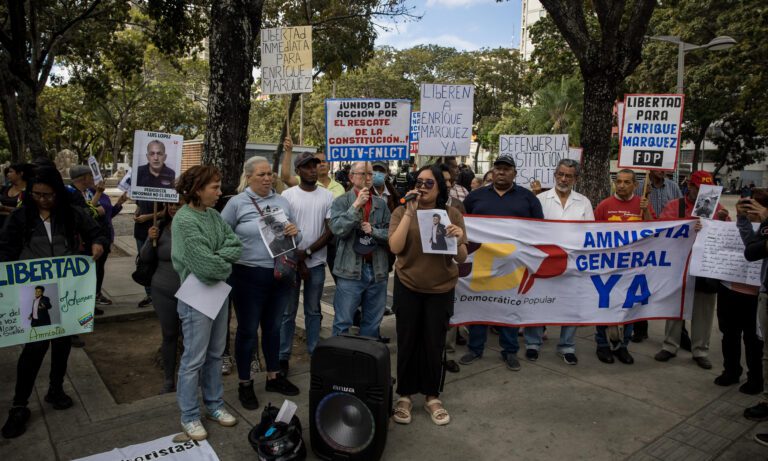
[{"left": 388, "top": 164, "right": 468, "bottom": 426}]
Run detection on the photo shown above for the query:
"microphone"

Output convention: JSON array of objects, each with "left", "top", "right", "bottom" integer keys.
[{"left": 399, "top": 193, "right": 418, "bottom": 204}]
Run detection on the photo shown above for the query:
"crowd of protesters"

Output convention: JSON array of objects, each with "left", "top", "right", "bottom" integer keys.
[{"left": 2, "top": 151, "right": 768, "bottom": 449}]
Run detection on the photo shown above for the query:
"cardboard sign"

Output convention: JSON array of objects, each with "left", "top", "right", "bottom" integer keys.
[
  {"left": 498, "top": 134, "right": 570, "bottom": 189},
  {"left": 261, "top": 26, "right": 313, "bottom": 95},
  {"left": 690, "top": 219, "right": 761, "bottom": 286},
  {"left": 87, "top": 156, "right": 103, "bottom": 183},
  {"left": 418, "top": 83, "right": 474, "bottom": 156},
  {"left": 409, "top": 111, "right": 420, "bottom": 154},
  {"left": 130, "top": 131, "right": 183, "bottom": 203},
  {"left": 325, "top": 98, "right": 411, "bottom": 162},
  {"left": 619, "top": 94, "right": 684, "bottom": 170}
]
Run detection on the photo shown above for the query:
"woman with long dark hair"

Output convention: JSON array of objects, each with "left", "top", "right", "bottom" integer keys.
[
  {"left": 0, "top": 167, "right": 106, "bottom": 439},
  {"left": 388, "top": 164, "right": 468, "bottom": 426},
  {"left": 0, "top": 163, "right": 34, "bottom": 227}
]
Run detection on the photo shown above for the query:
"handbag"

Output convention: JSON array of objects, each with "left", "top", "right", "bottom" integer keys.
[
  {"left": 248, "top": 195, "right": 298, "bottom": 284},
  {"left": 131, "top": 235, "right": 159, "bottom": 287}
]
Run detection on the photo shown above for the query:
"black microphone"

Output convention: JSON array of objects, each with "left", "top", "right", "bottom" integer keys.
[{"left": 399, "top": 193, "right": 418, "bottom": 204}]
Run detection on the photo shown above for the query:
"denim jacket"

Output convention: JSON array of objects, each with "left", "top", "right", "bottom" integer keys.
[{"left": 329, "top": 189, "right": 391, "bottom": 282}]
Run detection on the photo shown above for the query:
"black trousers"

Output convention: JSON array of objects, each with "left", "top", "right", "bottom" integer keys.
[
  {"left": 95, "top": 247, "right": 110, "bottom": 294},
  {"left": 716, "top": 285, "right": 763, "bottom": 382},
  {"left": 394, "top": 275, "right": 453, "bottom": 397},
  {"left": 13, "top": 336, "right": 72, "bottom": 407}
]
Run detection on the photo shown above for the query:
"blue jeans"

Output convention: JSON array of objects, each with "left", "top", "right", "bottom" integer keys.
[
  {"left": 280, "top": 265, "right": 326, "bottom": 360},
  {"left": 595, "top": 324, "right": 634, "bottom": 349},
  {"left": 467, "top": 325, "right": 541, "bottom": 357},
  {"left": 230, "top": 265, "right": 290, "bottom": 379},
  {"left": 176, "top": 297, "right": 228, "bottom": 423},
  {"left": 135, "top": 238, "right": 151, "bottom": 296},
  {"left": 557, "top": 326, "right": 577, "bottom": 354},
  {"left": 333, "top": 264, "right": 386, "bottom": 338}
]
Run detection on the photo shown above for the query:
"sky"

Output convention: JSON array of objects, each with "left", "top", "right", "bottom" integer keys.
[{"left": 375, "top": 0, "right": 522, "bottom": 51}]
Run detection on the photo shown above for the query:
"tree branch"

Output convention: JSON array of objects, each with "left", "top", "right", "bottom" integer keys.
[{"left": 539, "top": 0, "right": 591, "bottom": 67}]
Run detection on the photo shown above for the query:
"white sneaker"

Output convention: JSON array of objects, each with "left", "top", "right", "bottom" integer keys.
[
  {"left": 206, "top": 407, "right": 238, "bottom": 427},
  {"left": 250, "top": 358, "right": 262, "bottom": 378},
  {"left": 181, "top": 420, "right": 208, "bottom": 441},
  {"left": 221, "top": 355, "right": 233, "bottom": 375}
]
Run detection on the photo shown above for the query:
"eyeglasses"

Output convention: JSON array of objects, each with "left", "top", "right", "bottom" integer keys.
[
  {"left": 555, "top": 172, "right": 576, "bottom": 180},
  {"left": 415, "top": 179, "right": 436, "bottom": 189},
  {"left": 352, "top": 172, "right": 374, "bottom": 177},
  {"left": 31, "top": 191, "right": 56, "bottom": 201}
]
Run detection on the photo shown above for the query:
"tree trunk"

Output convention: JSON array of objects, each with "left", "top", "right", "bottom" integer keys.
[
  {"left": 17, "top": 83, "right": 47, "bottom": 159},
  {"left": 271, "top": 93, "right": 301, "bottom": 173},
  {"left": 691, "top": 123, "right": 709, "bottom": 173},
  {"left": 579, "top": 74, "right": 616, "bottom": 206},
  {"left": 0, "top": 66, "right": 25, "bottom": 162},
  {"left": 202, "top": 0, "right": 264, "bottom": 191}
]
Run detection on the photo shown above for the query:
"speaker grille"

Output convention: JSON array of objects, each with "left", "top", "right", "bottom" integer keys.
[{"left": 315, "top": 392, "right": 375, "bottom": 454}]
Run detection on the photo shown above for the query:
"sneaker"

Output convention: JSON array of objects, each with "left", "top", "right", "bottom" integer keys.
[
  {"left": 250, "top": 358, "right": 262, "bottom": 378},
  {"left": 525, "top": 349, "right": 539, "bottom": 362},
  {"left": 755, "top": 433, "right": 768, "bottom": 448},
  {"left": 1, "top": 407, "right": 31, "bottom": 439},
  {"left": 238, "top": 381, "right": 260, "bottom": 410},
  {"left": 693, "top": 356, "right": 712, "bottom": 370},
  {"left": 96, "top": 294, "right": 113, "bottom": 305},
  {"left": 459, "top": 352, "right": 481, "bottom": 365},
  {"left": 44, "top": 389, "right": 73, "bottom": 410},
  {"left": 384, "top": 306, "right": 394, "bottom": 316},
  {"left": 613, "top": 347, "right": 634, "bottom": 365},
  {"left": 444, "top": 359, "right": 460, "bottom": 373},
  {"left": 502, "top": 353, "right": 521, "bottom": 371},
  {"left": 138, "top": 296, "right": 152, "bottom": 308},
  {"left": 596, "top": 347, "right": 614, "bottom": 364},
  {"left": 744, "top": 402, "right": 768, "bottom": 421},
  {"left": 71, "top": 336, "right": 85, "bottom": 348},
  {"left": 714, "top": 373, "right": 740, "bottom": 386},
  {"left": 221, "top": 355, "right": 233, "bottom": 376},
  {"left": 739, "top": 381, "right": 763, "bottom": 395},
  {"left": 181, "top": 420, "right": 207, "bottom": 441},
  {"left": 95, "top": 307, "right": 104, "bottom": 316},
  {"left": 560, "top": 352, "right": 578, "bottom": 365},
  {"left": 279, "top": 360, "right": 290, "bottom": 377},
  {"left": 654, "top": 350, "right": 676, "bottom": 362},
  {"left": 266, "top": 374, "right": 300, "bottom": 396},
  {"left": 206, "top": 407, "right": 237, "bottom": 427}
]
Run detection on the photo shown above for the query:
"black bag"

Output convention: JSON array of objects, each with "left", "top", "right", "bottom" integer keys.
[{"left": 131, "top": 239, "right": 158, "bottom": 287}]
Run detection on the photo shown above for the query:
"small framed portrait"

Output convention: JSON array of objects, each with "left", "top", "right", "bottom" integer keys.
[
  {"left": 692, "top": 185, "right": 723, "bottom": 219},
  {"left": 417, "top": 209, "right": 457, "bottom": 255}
]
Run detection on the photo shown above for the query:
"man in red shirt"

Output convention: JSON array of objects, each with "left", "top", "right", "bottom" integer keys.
[
  {"left": 654, "top": 170, "right": 728, "bottom": 369},
  {"left": 593, "top": 169, "right": 653, "bottom": 365}
]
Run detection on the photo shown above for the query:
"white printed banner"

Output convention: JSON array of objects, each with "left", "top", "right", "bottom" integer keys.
[
  {"left": 619, "top": 94, "right": 684, "bottom": 170},
  {"left": 451, "top": 217, "right": 696, "bottom": 326},
  {"left": 325, "top": 99, "right": 411, "bottom": 162},
  {"left": 74, "top": 435, "right": 219, "bottom": 461},
  {"left": 418, "top": 83, "right": 474, "bottom": 156},
  {"left": 690, "top": 219, "right": 761, "bottom": 286},
  {"left": 260, "top": 26, "right": 313, "bottom": 95},
  {"left": 498, "top": 134, "right": 570, "bottom": 189}
]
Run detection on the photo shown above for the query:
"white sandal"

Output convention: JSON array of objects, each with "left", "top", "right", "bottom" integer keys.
[
  {"left": 393, "top": 397, "right": 412, "bottom": 424},
  {"left": 424, "top": 399, "right": 450, "bottom": 426}
]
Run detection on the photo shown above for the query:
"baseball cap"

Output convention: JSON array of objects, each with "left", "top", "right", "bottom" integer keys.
[
  {"left": 371, "top": 161, "right": 388, "bottom": 171},
  {"left": 494, "top": 154, "right": 516, "bottom": 168},
  {"left": 689, "top": 170, "right": 714, "bottom": 187},
  {"left": 69, "top": 165, "right": 91, "bottom": 180},
  {"left": 294, "top": 151, "right": 321, "bottom": 168},
  {"left": 353, "top": 229, "right": 377, "bottom": 255}
]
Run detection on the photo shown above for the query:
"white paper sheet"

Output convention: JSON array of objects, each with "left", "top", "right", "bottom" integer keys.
[{"left": 175, "top": 273, "right": 231, "bottom": 319}]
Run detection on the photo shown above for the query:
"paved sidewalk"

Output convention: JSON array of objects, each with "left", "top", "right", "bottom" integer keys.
[{"left": 1, "top": 255, "right": 767, "bottom": 460}]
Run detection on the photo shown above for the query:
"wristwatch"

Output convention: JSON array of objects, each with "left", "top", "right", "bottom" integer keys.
[{"left": 305, "top": 248, "right": 313, "bottom": 256}]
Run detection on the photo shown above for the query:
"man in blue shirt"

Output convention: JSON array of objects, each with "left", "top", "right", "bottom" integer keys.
[{"left": 460, "top": 154, "right": 544, "bottom": 371}]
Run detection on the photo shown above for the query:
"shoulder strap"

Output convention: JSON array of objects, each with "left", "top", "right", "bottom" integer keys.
[{"left": 247, "top": 195, "right": 265, "bottom": 216}]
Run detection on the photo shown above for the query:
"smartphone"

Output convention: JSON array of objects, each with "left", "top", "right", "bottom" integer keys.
[{"left": 741, "top": 188, "right": 753, "bottom": 198}]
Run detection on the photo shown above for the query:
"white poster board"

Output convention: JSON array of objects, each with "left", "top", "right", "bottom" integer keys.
[
  {"left": 130, "top": 131, "right": 182, "bottom": 203},
  {"left": 618, "top": 94, "right": 684, "bottom": 170},
  {"left": 690, "top": 219, "right": 761, "bottom": 286},
  {"left": 87, "top": 156, "right": 103, "bottom": 183},
  {"left": 325, "top": 99, "right": 411, "bottom": 162},
  {"left": 498, "top": 134, "right": 569, "bottom": 189},
  {"left": 73, "top": 434, "right": 220, "bottom": 461},
  {"left": 260, "top": 26, "right": 313, "bottom": 95},
  {"left": 418, "top": 83, "right": 474, "bottom": 156}
]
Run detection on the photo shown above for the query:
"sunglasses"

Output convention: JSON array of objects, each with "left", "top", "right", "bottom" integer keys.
[
  {"left": 31, "top": 191, "right": 56, "bottom": 201},
  {"left": 415, "top": 179, "right": 436, "bottom": 189}
]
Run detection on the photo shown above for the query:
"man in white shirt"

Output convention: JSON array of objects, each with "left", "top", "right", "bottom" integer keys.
[
  {"left": 279, "top": 152, "right": 334, "bottom": 376},
  {"left": 535, "top": 158, "right": 594, "bottom": 365}
]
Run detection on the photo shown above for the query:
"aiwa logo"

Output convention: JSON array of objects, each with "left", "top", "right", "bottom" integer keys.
[{"left": 459, "top": 242, "right": 567, "bottom": 294}]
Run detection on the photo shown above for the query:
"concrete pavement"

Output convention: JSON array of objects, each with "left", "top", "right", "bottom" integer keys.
[{"left": 1, "top": 252, "right": 768, "bottom": 460}]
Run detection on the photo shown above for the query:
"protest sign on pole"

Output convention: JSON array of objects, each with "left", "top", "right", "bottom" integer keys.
[
  {"left": 616, "top": 101, "right": 625, "bottom": 139},
  {"left": 618, "top": 94, "right": 684, "bottom": 170},
  {"left": 325, "top": 98, "right": 411, "bottom": 162},
  {"left": 74, "top": 434, "right": 220, "bottom": 461},
  {"left": 690, "top": 219, "right": 761, "bottom": 286},
  {"left": 568, "top": 147, "right": 583, "bottom": 164},
  {"left": 418, "top": 83, "right": 474, "bottom": 156},
  {"left": 498, "top": 135, "right": 569, "bottom": 189},
  {"left": 409, "top": 111, "right": 420, "bottom": 154},
  {"left": 451, "top": 217, "right": 696, "bottom": 327},
  {"left": 0, "top": 256, "right": 96, "bottom": 348},
  {"left": 260, "top": 26, "right": 313, "bottom": 95},
  {"left": 87, "top": 156, "right": 103, "bottom": 183},
  {"left": 130, "top": 131, "right": 183, "bottom": 203}
]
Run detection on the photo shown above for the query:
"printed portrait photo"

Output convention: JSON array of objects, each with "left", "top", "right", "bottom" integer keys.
[
  {"left": 257, "top": 209, "right": 297, "bottom": 258},
  {"left": 417, "top": 209, "right": 457, "bottom": 255},
  {"left": 692, "top": 184, "right": 723, "bottom": 220},
  {"left": 20, "top": 283, "right": 60, "bottom": 329}
]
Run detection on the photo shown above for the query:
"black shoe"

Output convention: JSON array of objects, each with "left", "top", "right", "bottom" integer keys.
[
  {"left": 654, "top": 350, "right": 676, "bottom": 362},
  {"left": 138, "top": 296, "right": 153, "bottom": 308},
  {"left": 378, "top": 336, "right": 391, "bottom": 344},
  {"left": 613, "top": 348, "right": 634, "bottom": 364},
  {"left": 680, "top": 330, "right": 692, "bottom": 352},
  {"left": 560, "top": 352, "right": 578, "bottom": 365},
  {"left": 596, "top": 347, "right": 614, "bottom": 364},
  {"left": 455, "top": 333, "right": 467, "bottom": 346},
  {"left": 1, "top": 407, "right": 31, "bottom": 439},
  {"left": 444, "top": 360, "right": 460, "bottom": 373},
  {"left": 238, "top": 381, "right": 260, "bottom": 410},
  {"left": 739, "top": 381, "right": 764, "bottom": 395},
  {"left": 71, "top": 336, "right": 85, "bottom": 348},
  {"left": 95, "top": 307, "right": 104, "bottom": 316},
  {"left": 755, "top": 433, "right": 768, "bottom": 448},
  {"left": 713, "top": 373, "right": 740, "bottom": 387},
  {"left": 266, "top": 374, "right": 300, "bottom": 396},
  {"left": 279, "top": 360, "right": 289, "bottom": 377},
  {"left": 525, "top": 349, "right": 539, "bottom": 362},
  {"left": 384, "top": 307, "right": 394, "bottom": 316},
  {"left": 744, "top": 402, "right": 768, "bottom": 421},
  {"left": 44, "top": 389, "right": 73, "bottom": 410}
]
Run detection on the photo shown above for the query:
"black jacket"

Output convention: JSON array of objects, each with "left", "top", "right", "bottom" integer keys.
[{"left": 30, "top": 295, "right": 52, "bottom": 327}]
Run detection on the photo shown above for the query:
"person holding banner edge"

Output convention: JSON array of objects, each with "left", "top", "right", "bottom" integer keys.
[{"left": 0, "top": 166, "right": 107, "bottom": 439}]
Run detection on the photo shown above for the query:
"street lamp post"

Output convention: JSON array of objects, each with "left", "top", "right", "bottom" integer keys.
[{"left": 648, "top": 35, "right": 737, "bottom": 174}]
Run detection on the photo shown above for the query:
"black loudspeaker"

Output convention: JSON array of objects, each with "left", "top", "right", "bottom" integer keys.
[{"left": 310, "top": 335, "right": 391, "bottom": 461}]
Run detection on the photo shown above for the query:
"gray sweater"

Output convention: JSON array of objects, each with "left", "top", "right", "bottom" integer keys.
[{"left": 140, "top": 223, "right": 180, "bottom": 296}]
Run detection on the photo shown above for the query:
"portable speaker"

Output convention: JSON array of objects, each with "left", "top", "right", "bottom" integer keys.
[{"left": 309, "top": 335, "right": 391, "bottom": 461}]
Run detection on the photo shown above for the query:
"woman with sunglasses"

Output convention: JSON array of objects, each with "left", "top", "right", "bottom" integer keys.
[
  {"left": 0, "top": 167, "right": 107, "bottom": 439},
  {"left": 388, "top": 164, "right": 468, "bottom": 426},
  {"left": 141, "top": 200, "right": 182, "bottom": 394}
]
